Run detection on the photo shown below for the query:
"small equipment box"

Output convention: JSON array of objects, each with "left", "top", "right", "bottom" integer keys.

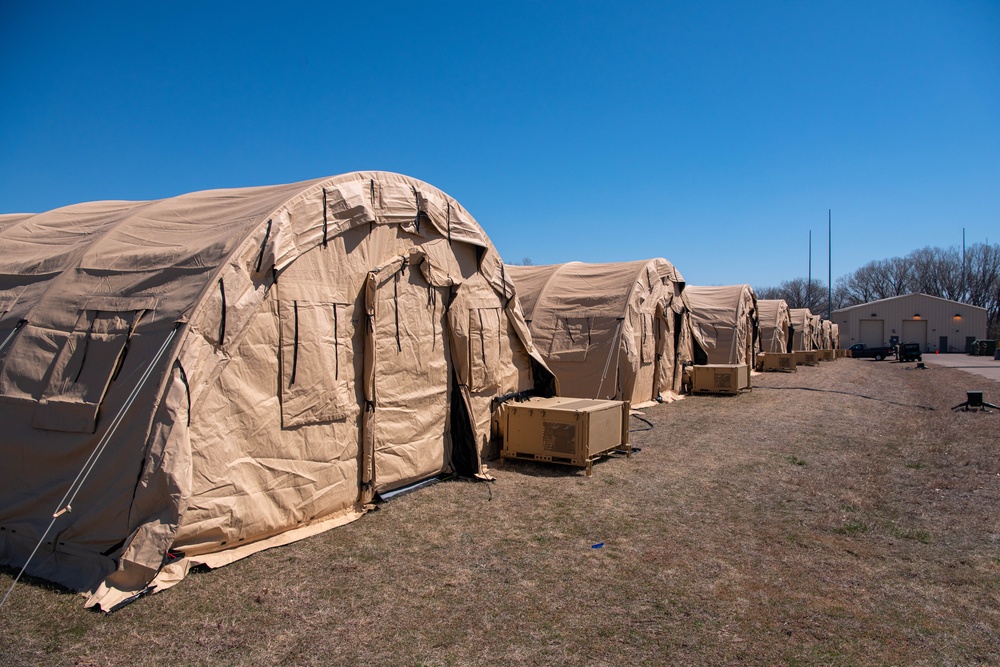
[
  {"left": 759, "top": 352, "right": 796, "bottom": 372},
  {"left": 500, "top": 397, "right": 629, "bottom": 476},
  {"left": 816, "top": 349, "right": 836, "bottom": 361},
  {"left": 689, "top": 364, "right": 751, "bottom": 395},
  {"left": 794, "top": 350, "right": 818, "bottom": 366}
]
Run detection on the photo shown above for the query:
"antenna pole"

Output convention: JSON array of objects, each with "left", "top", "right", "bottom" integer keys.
[
  {"left": 827, "top": 209, "right": 832, "bottom": 319},
  {"left": 807, "top": 230, "right": 812, "bottom": 310}
]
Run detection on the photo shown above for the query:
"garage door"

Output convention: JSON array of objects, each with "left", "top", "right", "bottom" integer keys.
[
  {"left": 901, "top": 319, "right": 928, "bottom": 351},
  {"left": 859, "top": 319, "right": 884, "bottom": 347}
]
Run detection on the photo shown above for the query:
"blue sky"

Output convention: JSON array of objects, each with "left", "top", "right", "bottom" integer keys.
[{"left": 1, "top": 1, "right": 997, "bottom": 288}]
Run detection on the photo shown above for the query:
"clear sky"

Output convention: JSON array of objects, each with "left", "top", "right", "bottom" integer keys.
[{"left": 1, "top": 1, "right": 997, "bottom": 288}]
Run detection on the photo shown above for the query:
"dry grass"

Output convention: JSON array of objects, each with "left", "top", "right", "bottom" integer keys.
[{"left": 2, "top": 358, "right": 999, "bottom": 666}]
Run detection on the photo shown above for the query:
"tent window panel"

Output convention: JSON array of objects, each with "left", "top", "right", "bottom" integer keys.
[
  {"left": 279, "top": 300, "right": 355, "bottom": 428},
  {"left": 640, "top": 313, "right": 656, "bottom": 364},
  {"left": 33, "top": 309, "right": 144, "bottom": 434},
  {"left": 549, "top": 316, "right": 591, "bottom": 361},
  {"left": 469, "top": 307, "right": 502, "bottom": 392}
]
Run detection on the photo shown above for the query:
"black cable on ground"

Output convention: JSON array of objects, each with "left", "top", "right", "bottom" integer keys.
[
  {"left": 630, "top": 414, "right": 655, "bottom": 431},
  {"left": 754, "top": 385, "right": 936, "bottom": 411}
]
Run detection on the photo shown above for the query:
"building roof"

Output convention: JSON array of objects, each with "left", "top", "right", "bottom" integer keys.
[{"left": 832, "top": 293, "right": 986, "bottom": 315}]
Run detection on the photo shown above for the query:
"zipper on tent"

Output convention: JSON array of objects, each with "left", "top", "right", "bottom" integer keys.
[
  {"left": 177, "top": 361, "right": 191, "bottom": 426},
  {"left": 500, "top": 263, "right": 512, "bottom": 309},
  {"left": 218, "top": 278, "right": 227, "bottom": 346},
  {"left": 332, "top": 304, "right": 339, "bottom": 380},
  {"left": 495, "top": 308, "right": 502, "bottom": 361},
  {"left": 255, "top": 219, "right": 272, "bottom": 273},
  {"left": 446, "top": 201, "right": 452, "bottom": 245},
  {"left": 393, "top": 272, "right": 401, "bottom": 352},
  {"left": 413, "top": 186, "right": 421, "bottom": 234},
  {"left": 369, "top": 180, "right": 376, "bottom": 235},
  {"left": 289, "top": 301, "right": 299, "bottom": 386},
  {"left": 322, "top": 188, "right": 329, "bottom": 248},
  {"left": 478, "top": 310, "right": 488, "bottom": 368},
  {"left": 110, "top": 310, "right": 144, "bottom": 383},
  {"left": 73, "top": 312, "right": 100, "bottom": 383}
]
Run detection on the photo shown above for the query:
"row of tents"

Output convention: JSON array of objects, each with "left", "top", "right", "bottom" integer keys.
[{"left": 0, "top": 172, "right": 839, "bottom": 610}]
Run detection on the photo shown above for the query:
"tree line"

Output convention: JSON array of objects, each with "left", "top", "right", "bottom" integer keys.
[{"left": 756, "top": 243, "right": 1000, "bottom": 339}]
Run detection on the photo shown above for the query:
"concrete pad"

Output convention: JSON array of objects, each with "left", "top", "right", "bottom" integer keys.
[{"left": 922, "top": 353, "right": 1000, "bottom": 384}]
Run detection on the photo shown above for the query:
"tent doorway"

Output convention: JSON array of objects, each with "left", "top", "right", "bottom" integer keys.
[{"left": 365, "top": 258, "right": 453, "bottom": 495}]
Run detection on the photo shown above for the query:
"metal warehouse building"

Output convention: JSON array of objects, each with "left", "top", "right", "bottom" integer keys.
[{"left": 833, "top": 293, "right": 987, "bottom": 353}]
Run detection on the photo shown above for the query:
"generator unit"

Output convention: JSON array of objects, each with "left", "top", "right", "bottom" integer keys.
[
  {"left": 794, "top": 350, "right": 819, "bottom": 366},
  {"left": 816, "top": 349, "right": 836, "bottom": 361},
  {"left": 689, "top": 364, "right": 751, "bottom": 395},
  {"left": 500, "top": 396, "right": 630, "bottom": 476},
  {"left": 759, "top": 352, "right": 797, "bottom": 372}
]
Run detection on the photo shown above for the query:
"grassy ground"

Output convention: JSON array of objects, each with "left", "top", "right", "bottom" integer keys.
[{"left": 1, "top": 358, "right": 998, "bottom": 666}]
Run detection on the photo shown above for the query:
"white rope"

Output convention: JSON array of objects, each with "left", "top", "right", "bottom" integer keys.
[
  {"left": 595, "top": 318, "right": 625, "bottom": 400},
  {"left": 0, "top": 319, "right": 27, "bottom": 355},
  {"left": 0, "top": 324, "right": 180, "bottom": 612}
]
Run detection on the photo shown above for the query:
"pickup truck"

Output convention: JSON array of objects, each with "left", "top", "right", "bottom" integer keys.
[{"left": 848, "top": 343, "right": 894, "bottom": 361}]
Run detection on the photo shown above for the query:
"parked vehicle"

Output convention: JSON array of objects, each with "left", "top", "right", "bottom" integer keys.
[
  {"left": 848, "top": 343, "right": 894, "bottom": 361},
  {"left": 897, "top": 342, "right": 923, "bottom": 362}
]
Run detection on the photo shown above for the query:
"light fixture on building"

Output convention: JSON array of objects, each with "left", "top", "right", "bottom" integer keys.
[
  {"left": 870, "top": 313, "right": 877, "bottom": 317},
  {"left": 954, "top": 313, "right": 962, "bottom": 320},
  {"left": 913, "top": 313, "right": 921, "bottom": 320}
]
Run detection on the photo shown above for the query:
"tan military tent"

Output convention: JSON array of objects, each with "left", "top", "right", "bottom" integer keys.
[
  {"left": 789, "top": 308, "right": 814, "bottom": 351},
  {"left": 820, "top": 319, "right": 833, "bottom": 350},
  {"left": 0, "top": 171, "right": 554, "bottom": 610},
  {"left": 505, "top": 259, "right": 696, "bottom": 406},
  {"left": 757, "top": 299, "right": 792, "bottom": 353},
  {"left": 831, "top": 322, "right": 840, "bottom": 349},
  {"left": 810, "top": 314, "right": 823, "bottom": 350},
  {"left": 685, "top": 284, "right": 759, "bottom": 368}
]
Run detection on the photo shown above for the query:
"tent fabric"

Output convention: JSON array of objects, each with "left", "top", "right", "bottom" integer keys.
[
  {"left": 788, "top": 308, "right": 815, "bottom": 351},
  {"left": 685, "top": 284, "right": 759, "bottom": 367},
  {"left": 831, "top": 322, "right": 840, "bottom": 349},
  {"left": 757, "top": 299, "right": 792, "bottom": 353},
  {"left": 0, "top": 171, "right": 554, "bottom": 610},
  {"left": 505, "top": 259, "right": 696, "bottom": 407},
  {"left": 810, "top": 314, "right": 823, "bottom": 350},
  {"left": 820, "top": 319, "right": 833, "bottom": 350}
]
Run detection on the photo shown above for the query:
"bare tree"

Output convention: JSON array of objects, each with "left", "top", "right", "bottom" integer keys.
[
  {"left": 909, "top": 247, "right": 962, "bottom": 300},
  {"left": 760, "top": 242, "right": 1000, "bottom": 336},
  {"left": 841, "top": 260, "right": 881, "bottom": 304},
  {"left": 754, "top": 278, "right": 828, "bottom": 313}
]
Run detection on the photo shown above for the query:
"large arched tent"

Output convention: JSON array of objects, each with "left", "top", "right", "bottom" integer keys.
[
  {"left": 505, "top": 259, "right": 696, "bottom": 407},
  {"left": 757, "top": 299, "right": 792, "bottom": 353},
  {"left": 685, "top": 284, "right": 759, "bottom": 368},
  {"left": 0, "top": 171, "right": 554, "bottom": 610},
  {"left": 789, "top": 308, "right": 815, "bottom": 351}
]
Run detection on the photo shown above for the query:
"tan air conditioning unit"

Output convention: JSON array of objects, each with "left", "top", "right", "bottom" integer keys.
[
  {"left": 689, "top": 364, "right": 751, "bottom": 395},
  {"left": 794, "top": 350, "right": 819, "bottom": 366},
  {"left": 760, "top": 352, "right": 796, "bottom": 372},
  {"left": 500, "top": 397, "right": 630, "bottom": 476}
]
